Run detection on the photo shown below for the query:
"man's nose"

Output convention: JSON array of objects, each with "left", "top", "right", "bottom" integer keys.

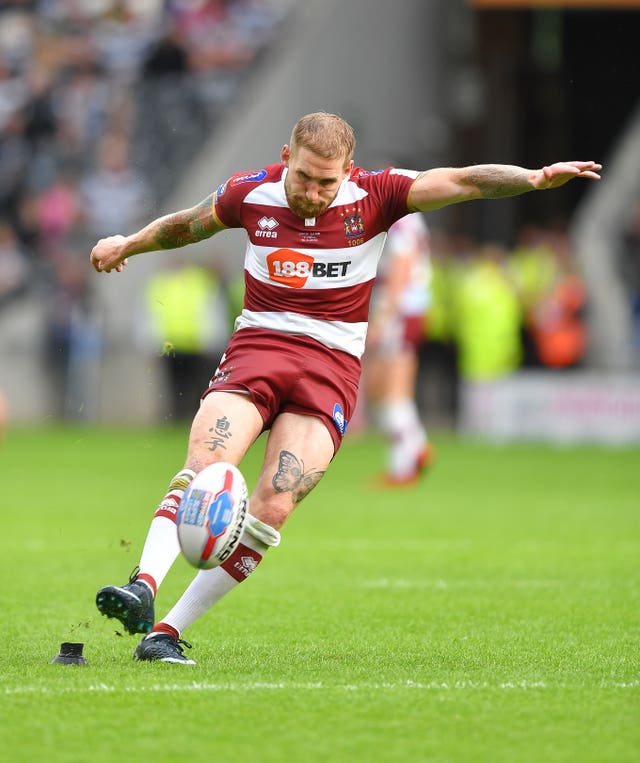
[{"left": 305, "top": 183, "right": 321, "bottom": 200}]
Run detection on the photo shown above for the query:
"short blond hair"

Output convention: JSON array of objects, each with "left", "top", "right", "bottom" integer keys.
[{"left": 290, "top": 112, "right": 356, "bottom": 165}]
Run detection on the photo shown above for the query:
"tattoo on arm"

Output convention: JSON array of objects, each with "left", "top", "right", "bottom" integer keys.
[
  {"left": 272, "top": 450, "right": 325, "bottom": 504},
  {"left": 467, "top": 165, "right": 533, "bottom": 199},
  {"left": 154, "top": 195, "right": 218, "bottom": 249}
]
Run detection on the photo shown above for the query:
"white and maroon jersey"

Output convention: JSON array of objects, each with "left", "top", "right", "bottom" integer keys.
[{"left": 213, "top": 163, "right": 417, "bottom": 358}]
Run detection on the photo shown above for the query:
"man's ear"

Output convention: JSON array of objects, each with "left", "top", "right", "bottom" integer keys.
[
  {"left": 344, "top": 159, "right": 354, "bottom": 178},
  {"left": 281, "top": 145, "right": 291, "bottom": 166}
]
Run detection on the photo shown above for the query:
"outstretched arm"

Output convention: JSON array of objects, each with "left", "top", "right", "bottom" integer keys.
[
  {"left": 90, "top": 193, "right": 225, "bottom": 273},
  {"left": 407, "top": 161, "right": 602, "bottom": 213}
]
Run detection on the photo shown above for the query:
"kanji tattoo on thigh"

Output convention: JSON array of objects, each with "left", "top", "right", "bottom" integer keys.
[
  {"left": 272, "top": 450, "right": 325, "bottom": 504},
  {"left": 205, "top": 415, "right": 233, "bottom": 451}
]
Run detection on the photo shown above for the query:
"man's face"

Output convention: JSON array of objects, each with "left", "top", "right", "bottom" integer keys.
[{"left": 282, "top": 145, "right": 352, "bottom": 219}]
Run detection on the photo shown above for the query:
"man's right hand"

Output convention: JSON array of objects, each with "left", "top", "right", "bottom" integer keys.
[{"left": 90, "top": 235, "right": 129, "bottom": 273}]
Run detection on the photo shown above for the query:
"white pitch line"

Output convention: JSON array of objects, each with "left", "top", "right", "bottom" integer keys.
[
  {"left": 3, "top": 679, "right": 638, "bottom": 696},
  {"left": 360, "top": 578, "right": 562, "bottom": 589}
]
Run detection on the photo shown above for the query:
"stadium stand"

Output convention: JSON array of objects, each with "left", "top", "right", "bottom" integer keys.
[{"left": 0, "top": 0, "right": 293, "bottom": 421}]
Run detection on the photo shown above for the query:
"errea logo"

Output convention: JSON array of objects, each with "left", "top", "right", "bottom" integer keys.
[
  {"left": 266, "top": 249, "right": 351, "bottom": 288},
  {"left": 238, "top": 555, "right": 258, "bottom": 573},
  {"left": 255, "top": 216, "right": 279, "bottom": 239}
]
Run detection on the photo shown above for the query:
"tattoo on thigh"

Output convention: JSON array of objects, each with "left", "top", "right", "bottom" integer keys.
[
  {"left": 205, "top": 415, "right": 233, "bottom": 451},
  {"left": 272, "top": 450, "right": 325, "bottom": 504}
]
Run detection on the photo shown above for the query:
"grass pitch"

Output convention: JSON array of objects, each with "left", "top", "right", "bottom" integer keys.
[{"left": 1, "top": 425, "right": 638, "bottom": 762}]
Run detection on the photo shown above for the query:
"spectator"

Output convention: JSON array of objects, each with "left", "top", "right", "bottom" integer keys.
[
  {"left": 142, "top": 255, "right": 231, "bottom": 421},
  {"left": 527, "top": 226, "right": 587, "bottom": 369},
  {"left": 0, "top": 218, "right": 29, "bottom": 307},
  {"left": 33, "top": 170, "right": 82, "bottom": 247},
  {"left": 455, "top": 244, "right": 523, "bottom": 381},
  {"left": 79, "top": 129, "right": 152, "bottom": 239},
  {"left": 142, "top": 26, "right": 189, "bottom": 77},
  {"left": 0, "top": 110, "right": 29, "bottom": 222},
  {"left": 508, "top": 224, "right": 559, "bottom": 366},
  {"left": 43, "top": 243, "right": 101, "bottom": 419},
  {"left": 0, "top": 54, "right": 28, "bottom": 129}
]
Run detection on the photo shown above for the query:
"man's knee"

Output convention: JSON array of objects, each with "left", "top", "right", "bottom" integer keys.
[{"left": 246, "top": 494, "right": 294, "bottom": 532}]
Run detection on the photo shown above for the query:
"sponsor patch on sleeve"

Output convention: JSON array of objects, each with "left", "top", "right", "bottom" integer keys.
[{"left": 230, "top": 169, "right": 267, "bottom": 186}]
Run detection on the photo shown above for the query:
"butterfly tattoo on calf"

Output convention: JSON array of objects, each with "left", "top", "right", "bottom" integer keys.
[{"left": 272, "top": 450, "right": 325, "bottom": 504}]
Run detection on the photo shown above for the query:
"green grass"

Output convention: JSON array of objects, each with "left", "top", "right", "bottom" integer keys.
[{"left": 1, "top": 425, "right": 639, "bottom": 762}]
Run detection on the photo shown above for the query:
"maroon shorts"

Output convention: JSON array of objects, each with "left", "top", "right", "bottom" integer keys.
[
  {"left": 403, "top": 314, "right": 426, "bottom": 349},
  {"left": 371, "top": 313, "right": 426, "bottom": 356},
  {"left": 202, "top": 327, "right": 362, "bottom": 454}
]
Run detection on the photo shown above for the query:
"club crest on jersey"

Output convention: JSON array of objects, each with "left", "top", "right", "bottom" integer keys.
[
  {"left": 333, "top": 403, "right": 348, "bottom": 436},
  {"left": 210, "top": 366, "right": 232, "bottom": 385},
  {"left": 343, "top": 213, "right": 364, "bottom": 239}
]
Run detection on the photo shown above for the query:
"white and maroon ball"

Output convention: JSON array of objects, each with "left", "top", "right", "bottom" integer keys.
[{"left": 177, "top": 462, "right": 249, "bottom": 569}]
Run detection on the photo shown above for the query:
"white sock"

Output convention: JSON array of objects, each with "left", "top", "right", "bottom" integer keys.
[
  {"left": 379, "top": 399, "right": 427, "bottom": 478},
  {"left": 137, "top": 469, "right": 196, "bottom": 595},
  {"left": 159, "top": 515, "right": 279, "bottom": 635}
]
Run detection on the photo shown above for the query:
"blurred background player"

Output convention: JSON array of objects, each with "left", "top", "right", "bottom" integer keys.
[{"left": 363, "top": 211, "right": 433, "bottom": 485}]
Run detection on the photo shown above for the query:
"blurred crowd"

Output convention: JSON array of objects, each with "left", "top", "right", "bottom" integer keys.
[
  {"left": 0, "top": 0, "right": 290, "bottom": 300},
  {"left": 417, "top": 222, "right": 590, "bottom": 422},
  {"left": 431, "top": 208, "right": 640, "bottom": 383},
  {"left": 427, "top": 223, "right": 588, "bottom": 380},
  {"left": 0, "top": 0, "right": 290, "bottom": 420}
]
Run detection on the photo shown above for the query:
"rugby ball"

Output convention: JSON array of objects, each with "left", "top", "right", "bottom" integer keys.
[{"left": 177, "top": 462, "right": 249, "bottom": 569}]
